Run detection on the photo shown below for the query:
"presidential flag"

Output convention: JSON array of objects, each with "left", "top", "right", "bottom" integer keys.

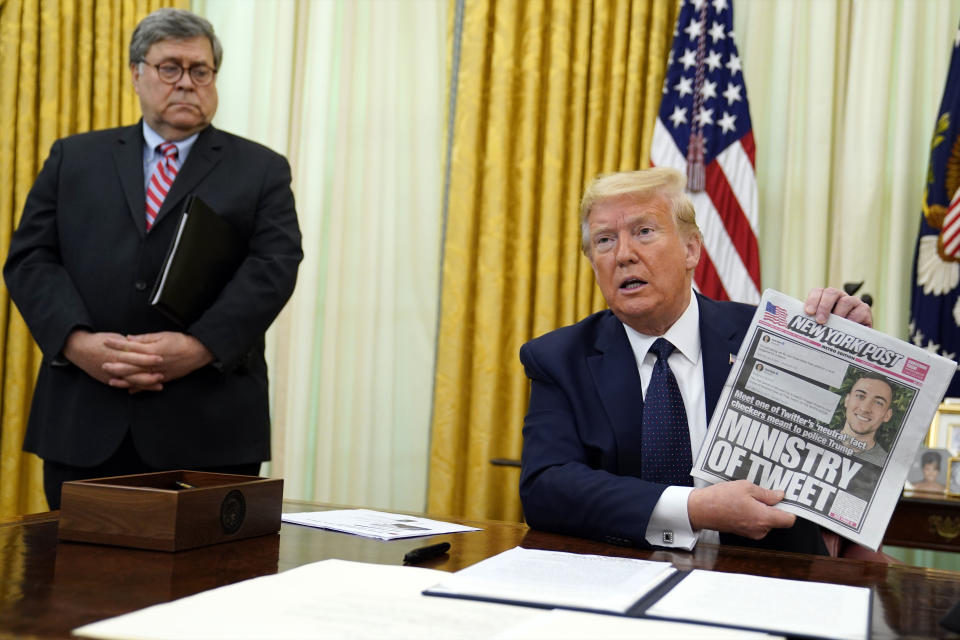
[
  {"left": 910, "top": 19, "right": 960, "bottom": 396},
  {"left": 650, "top": 0, "right": 760, "bottom": 303}
]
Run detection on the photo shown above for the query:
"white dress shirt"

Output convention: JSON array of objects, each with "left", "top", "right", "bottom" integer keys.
[
  {"left": 142, "top": 121, "right": 199, "bottom": 192},
  {"left": 621, "top": 292, "right": 721, "bottom": 549}
]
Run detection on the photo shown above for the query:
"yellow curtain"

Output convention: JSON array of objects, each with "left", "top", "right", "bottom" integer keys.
[
  {"left": 428, "top": 0, "right": 678, "bottom": 522},
  {"left": 0, "top": 0, "right": 186, "bottom": 518}
]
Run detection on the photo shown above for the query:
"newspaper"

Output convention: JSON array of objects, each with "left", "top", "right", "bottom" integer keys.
[{"left": 691, "top": 289, "right": 957, "bottom": 550}]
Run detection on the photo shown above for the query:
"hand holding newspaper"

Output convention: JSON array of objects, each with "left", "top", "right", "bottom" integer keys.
[{"left": 692, "top": 289, "right": 957, "bottom": 550}]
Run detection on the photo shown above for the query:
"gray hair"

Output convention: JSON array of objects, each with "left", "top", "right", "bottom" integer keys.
[
  {"left": 129, "top": 8, "right": 223, "bottom": 69},
  {"left": 579, "top": 167, "right": 701, "bottom": 256}
]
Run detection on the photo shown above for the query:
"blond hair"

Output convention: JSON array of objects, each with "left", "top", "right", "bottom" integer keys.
[{"left": 579, "top": 167, "right": 700, "bottom": 255}]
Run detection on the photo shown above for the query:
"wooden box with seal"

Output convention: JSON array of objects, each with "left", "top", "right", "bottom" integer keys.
[{"left": 58, "top": 470, "right": 282, "bottom": 551}]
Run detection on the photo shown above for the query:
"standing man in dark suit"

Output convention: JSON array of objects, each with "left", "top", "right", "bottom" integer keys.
[
  {"left": 519, "top": 168, "right": 871, "bottom": 554},
  {"left": 4, "top": 8, "right": 302, "bottom": 509}
]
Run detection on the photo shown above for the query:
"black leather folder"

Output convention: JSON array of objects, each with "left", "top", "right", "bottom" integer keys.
[{"left": 149, "top": 195, "right": 246, "bottom": 326}]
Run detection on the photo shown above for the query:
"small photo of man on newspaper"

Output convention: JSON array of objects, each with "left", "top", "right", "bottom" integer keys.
[
  {"left": 824, "top": 369, "right": 914, "bottom": 497},
  {"left": 837, "top": 373, "right": 896, "bottom": 465},
  {"left": 813, "top": 369, "right": 913, "bottom": 504}
]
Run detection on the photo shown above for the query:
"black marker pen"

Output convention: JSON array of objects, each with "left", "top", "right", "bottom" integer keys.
[{"left": 403, "top": 541, "right": 451, "bottom": 564}]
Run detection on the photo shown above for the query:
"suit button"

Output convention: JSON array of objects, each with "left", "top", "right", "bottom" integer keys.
[{"left": 134, "top": 280, "right": 147, "bottom": 291}]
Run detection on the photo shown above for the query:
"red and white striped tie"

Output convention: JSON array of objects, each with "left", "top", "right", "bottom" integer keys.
[{"left": 145, "top": 142, "right": 179, "bottom": 230}]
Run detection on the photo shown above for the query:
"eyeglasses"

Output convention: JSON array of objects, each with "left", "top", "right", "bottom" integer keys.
[{"left": 140, "top": 60, "right": 217, "bottom": 86}]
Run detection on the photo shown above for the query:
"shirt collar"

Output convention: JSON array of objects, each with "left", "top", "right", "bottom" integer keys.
[
  {"left": 142, "top": 121, "right": 199, "bottom": 160},
  {"left": 622, "top": 291, "right": 701, "bottom": 365}
]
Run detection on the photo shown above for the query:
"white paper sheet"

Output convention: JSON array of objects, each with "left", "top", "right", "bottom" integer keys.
[
  {"left": 73, "top": 559, "right": 774, "bottom": 640},
  {"left": 425, "top": 546, "right": 676, "bottom": 614},
  {"left": 73, "top": 559, "right": 535, "bottom": 640},
  {"left": 492, "top": 609, "right": 780, "bottom": 640},
  {"left": 281, "top": 508, "right": 481, "bottom": 539},
  {"left": 645, "top": 569, "right": 869, "bottom": 640}
]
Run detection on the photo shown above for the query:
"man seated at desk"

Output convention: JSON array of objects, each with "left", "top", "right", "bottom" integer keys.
[{"left": 519, "top": 168, "right": 872, "bottom": 554}]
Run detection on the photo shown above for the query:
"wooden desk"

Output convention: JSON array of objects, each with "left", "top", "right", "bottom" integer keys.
[
  {"left": 886, "top": 490, "right": 960, "bottom": 552},
  {"left": 1, "top": 502, "right": 959, "bottom": 639}
]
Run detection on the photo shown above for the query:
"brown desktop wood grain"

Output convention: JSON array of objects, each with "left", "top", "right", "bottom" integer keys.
[{"left": 0, "top": 502, "right": 958, "bottom": 638}]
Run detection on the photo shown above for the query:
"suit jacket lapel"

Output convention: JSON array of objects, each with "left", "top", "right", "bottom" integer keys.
[
  {"left": 587, "top": 312, "right": 645, "bottom": 477},
  {"left": 698, "top": 293, "right": 748, "bottom": 421},
  {"left": 153, "top": 125, "right": 224, "bottom": 227},
  {"left": 113, "top": 123, "right": 147, "bottom": 237}
]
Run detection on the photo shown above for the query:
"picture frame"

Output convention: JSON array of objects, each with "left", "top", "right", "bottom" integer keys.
[
  {"left": 949, "top": 457, "right": 960, "bottom": 497},
  {"left": 904, "top": 447, "right": 950, "bottom": 494},
  {"left": 927, "top": 401, "right": 960, "bottom": 452},
  {"left": 952, "top": 425, "right": 960, "bottom": 456}
]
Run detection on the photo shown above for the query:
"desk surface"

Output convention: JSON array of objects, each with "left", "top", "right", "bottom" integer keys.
[{"left": 2, "top": 502, "right": 960, "bottom": 639}]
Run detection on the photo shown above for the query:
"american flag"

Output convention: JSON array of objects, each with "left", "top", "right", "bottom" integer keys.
[
  {"left": 762, "top": 302, "right": 787, "bottom": 328},
  {"left": 650, "top": 0, "right": 760, "bottom": 303}
]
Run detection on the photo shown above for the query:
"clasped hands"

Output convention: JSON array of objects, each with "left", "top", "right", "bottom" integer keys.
[
  {"left": 686, "top": 286, "right": 872, "bottom": 539},
  {"left": 64, "top": 329, "right": 214, "bottom": 393}
]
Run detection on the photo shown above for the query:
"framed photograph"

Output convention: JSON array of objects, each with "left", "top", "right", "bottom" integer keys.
[
  {"left": 904, "top": 448, "right": 949, "bottom": 494},
  {"left": 928, "top": 402, "right": 960, "bottom": 452},
  {"left": 952, "top": 425, "right": 960, "bottom": 455},
  {"left": 949, "top": 457, "right": 960, "bottom": 497}
]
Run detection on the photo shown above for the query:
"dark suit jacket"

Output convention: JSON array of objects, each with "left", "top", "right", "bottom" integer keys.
[
  {"left": 519, "top": 294, "right": 826, "bottom": 555},
  {"left": 3, "top": 122, "right": 302, "bottom": 469}
]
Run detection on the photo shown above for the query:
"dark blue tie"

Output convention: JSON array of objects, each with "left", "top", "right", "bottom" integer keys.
[{"left": 641, "top": 338, "right": 693, "bottom": 486}]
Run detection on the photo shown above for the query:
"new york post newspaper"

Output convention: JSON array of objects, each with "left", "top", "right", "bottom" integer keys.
[{"left": 692, "top": 290, "right": 957, "bottom": 550}]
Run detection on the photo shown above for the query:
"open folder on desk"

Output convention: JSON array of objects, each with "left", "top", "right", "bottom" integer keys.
[
  {"left": 149, "top": 195, "right": 246, "bottom": 327},
  {"left": 423, "top": 547, "right": 870, "bottom": 640}
]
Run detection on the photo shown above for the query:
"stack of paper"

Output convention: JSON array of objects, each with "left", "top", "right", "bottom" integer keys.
[
  {"left": 72, "top": 559, "right": 778, "bottom": 640},
  {"left": 425, "top": 547, "right": 675, "bottom": 614},
  {"left": 281, "top": 508, "right": 481, "bottom": 539},
  {"left": 422, "top": 547, "right": 870, "bottom": 640}
]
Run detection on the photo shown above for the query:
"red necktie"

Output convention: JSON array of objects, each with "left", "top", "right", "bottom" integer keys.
[{"left": 145, "top": 142, "right": 179, "bottom": 230}]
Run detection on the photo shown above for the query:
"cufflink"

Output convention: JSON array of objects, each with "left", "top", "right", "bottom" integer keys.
[
  {"left": 729, "top": 353, "right": 736, "bottom": 364},
  {"left": 662, "top": 530, "right": 674, "bottom": 544}
]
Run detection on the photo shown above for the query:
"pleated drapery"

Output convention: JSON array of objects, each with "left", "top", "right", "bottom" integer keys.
[
  {"left": 199, "top": 0, "right": 447, "bottom": 511},
  {"left": 0, "top": 0, "right": 186, "bottom": 518},
  {"left": 428, "top": 0, "right": 678, "bottom": 522}
]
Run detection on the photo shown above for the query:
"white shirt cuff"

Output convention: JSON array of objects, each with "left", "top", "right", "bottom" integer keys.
[{"left": 644, "top": 485, "right": 699, "bottom": 550}]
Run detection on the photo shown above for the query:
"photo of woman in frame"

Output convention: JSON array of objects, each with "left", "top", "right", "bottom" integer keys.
[{"left": 906, "top": 448, "right": 948, "bottom": 494}]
